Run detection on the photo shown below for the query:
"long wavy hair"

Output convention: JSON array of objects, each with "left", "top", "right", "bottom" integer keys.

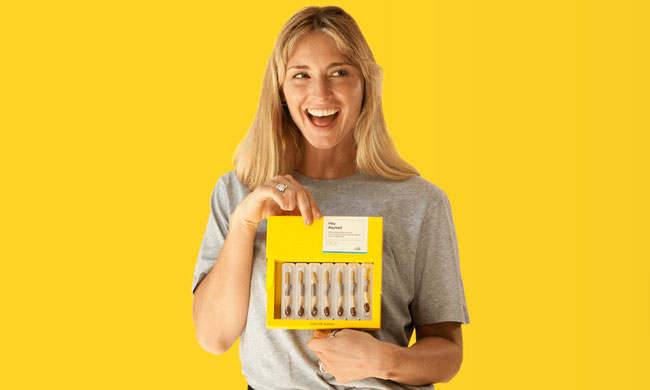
[{"left": 233, "top": 6, "right": 419, "bottom": 189}]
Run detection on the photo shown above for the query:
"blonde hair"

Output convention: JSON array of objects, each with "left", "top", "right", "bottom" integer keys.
[{"left": 233, "top": 6, "right": 419, "bottom": 189}]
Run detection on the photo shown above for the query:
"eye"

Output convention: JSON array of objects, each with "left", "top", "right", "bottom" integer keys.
[
  {"left": 332, "top": 69, "right": 347, "bottom": 77},
  {"left": 293, "top": 72, "right": 309, "bottom": 79}
]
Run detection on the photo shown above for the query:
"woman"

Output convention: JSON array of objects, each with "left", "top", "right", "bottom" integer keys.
[{"left": 192, "top": 6, "right": 470, "bottom": 390}]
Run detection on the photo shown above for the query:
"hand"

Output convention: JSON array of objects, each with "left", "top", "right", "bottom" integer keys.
[
  {"left": 307, "top": 329, "right": 392, "bottom": 384},
  {"left": 232, "top": 175, "right": 322, "bottom": 229}
]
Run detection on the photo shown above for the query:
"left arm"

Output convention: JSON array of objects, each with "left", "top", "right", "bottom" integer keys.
[
  {"left": 308, "top": 321, "right": 463, "bottom": 385},
  {"left": 384, "top": 322, "right": 463, "bottom": 385}
]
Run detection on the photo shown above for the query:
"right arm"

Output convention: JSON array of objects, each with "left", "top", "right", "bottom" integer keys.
[
  {"left": 192, "top": 212, "right": 258, "bottom": 355},
  {"left": 192, "top": 175, "right": 322, "bottom": 355}
]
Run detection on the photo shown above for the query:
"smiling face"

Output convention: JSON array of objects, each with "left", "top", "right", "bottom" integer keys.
[{"left": 282, "top": 32, "right": 364, "bottom": 151}]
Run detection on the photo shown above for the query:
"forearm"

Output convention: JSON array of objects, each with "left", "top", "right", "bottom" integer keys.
[
  {"left": 379, "top": 336, "right": 463, "bottom": 386},
  {"left": 192, "top": 215, "right": 257, "bottom": 354}
]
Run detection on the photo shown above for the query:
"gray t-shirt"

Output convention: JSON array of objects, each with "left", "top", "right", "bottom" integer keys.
[{"left": 192, "top": 170, "right": 470, "bottom": 390}]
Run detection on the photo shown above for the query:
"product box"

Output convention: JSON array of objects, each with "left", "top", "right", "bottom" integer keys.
[{"left": 266, "top": 216, "right": 382, "bottom": 330}]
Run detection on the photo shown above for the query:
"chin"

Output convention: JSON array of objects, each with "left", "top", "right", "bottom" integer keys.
[{"left": 303, "top": 137, "right": 339, "bottom": 150}]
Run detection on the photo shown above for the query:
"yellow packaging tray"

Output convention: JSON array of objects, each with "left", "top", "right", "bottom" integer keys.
[{"left": 266, "top": 216, "right": 382, "bottom": 330}]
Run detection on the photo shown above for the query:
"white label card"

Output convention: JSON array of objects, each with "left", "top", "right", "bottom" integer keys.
[{"left": 322, "top": 216, "right": 368, "bottom": 253}]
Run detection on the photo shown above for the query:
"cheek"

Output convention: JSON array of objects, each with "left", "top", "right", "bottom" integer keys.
[
  {"left": 342, "top": 80, "right": 364, "bottom": 110},
  {"left": 282, "top": 88, "right": 296, "bottom": 110},
  {"left": 284, "top": 84, "right": 307, "bottom": 102},
  {"left": 285, "top": 96, "right": 306, "bottom": 125},
  {"left": 284, "top": 88, "right": 308, "bottom": 113},
  {"left": 289, "top": 106, "right": 304, "bottom": 123},
  {"left": 354, "top": 80, "right": 364, "bottom": 105}
]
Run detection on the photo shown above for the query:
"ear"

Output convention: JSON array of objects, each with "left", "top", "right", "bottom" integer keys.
[{"left": 279, "top": 91, "right": 290, "bottom": 115}]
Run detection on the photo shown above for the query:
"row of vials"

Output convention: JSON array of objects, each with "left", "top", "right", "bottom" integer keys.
[{"left": 281, "top": 263, "right": 373, "bottom": 321}]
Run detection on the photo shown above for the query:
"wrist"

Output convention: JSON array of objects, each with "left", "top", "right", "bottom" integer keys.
[
  {"left": 230, "top": 209, "right": 260, "bottom": 233},
  {"left": 373, "top": 339, "right": 403, "bottom": 381}
]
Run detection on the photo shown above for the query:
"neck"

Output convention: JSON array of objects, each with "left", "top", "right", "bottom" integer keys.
[{"left": 295, "top": 138, "right": 358, "bottom": 180}]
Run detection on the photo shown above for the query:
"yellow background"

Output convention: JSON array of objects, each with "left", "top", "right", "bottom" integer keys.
[{"left": 1, "top": 0, "right": 648, "bottom": 389}]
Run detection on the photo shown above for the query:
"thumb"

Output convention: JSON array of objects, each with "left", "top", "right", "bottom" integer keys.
[{"left": 313, "top": 329, "right": 332, "bottom": 338}]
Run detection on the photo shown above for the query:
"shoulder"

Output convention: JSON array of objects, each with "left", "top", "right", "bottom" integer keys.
[
  {"left": 211, "top": 170, "right": 252, "bottom": 207},
  {"left": 216, "top": 169, "right": 238, "bottom": 187},
  {"left": 366, "top": 174, "right": 450, "bottom": 206},
  {"left": 402, "top": 175, "right": 448, "bottom": 200},
  {"left": 214, "top": 170, "right": 249, "bottom": 194}
]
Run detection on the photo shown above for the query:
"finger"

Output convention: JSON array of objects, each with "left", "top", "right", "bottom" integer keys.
[
  {"left": 281, "top": 186, "right": 298, "bottom": 212},
  {"left": 295, "top": 189, "right": 314, "bottom": 225},
  {"left": 305, "top": 191, "right": 322, "bottom": 219},
  {"left": 313, "top": 329, "right": 331, "bottom": 338},
  {"left": 283, "top": 175, "right": 322, "bottom": 225},
  {"left": 307, "top": 337, "right": 326, "bottom": 352},
  {"left": 285, "top": 175, "right": 322, "bottom": 220},
  {"left": 259, "top": 183, "right": 291, "bottom": 211},
  {"left": 271, "top": 176, "right": 297, "bottom": 211},
  {"left": 282, "top": 175, "right": 314, "bottom": 225}
]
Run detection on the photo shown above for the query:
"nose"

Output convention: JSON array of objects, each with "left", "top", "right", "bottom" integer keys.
[{"left": 310, "top": 76, "right": 332, "bottom": 100}]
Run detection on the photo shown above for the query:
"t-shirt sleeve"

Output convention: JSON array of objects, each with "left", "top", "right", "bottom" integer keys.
[
  {"left": 410, "top": 191, "right": 470, "bottom": 326},
  {"left": 191, "top": 177, "right": 232, "bottom": 294}
]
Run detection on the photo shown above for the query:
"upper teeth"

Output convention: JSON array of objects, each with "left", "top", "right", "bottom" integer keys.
[{"left": 307, "top": 108, "right": 339, "bottom": 117}]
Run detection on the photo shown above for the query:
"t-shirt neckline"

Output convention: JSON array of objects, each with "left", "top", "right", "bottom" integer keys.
[{"left": 291, "top": 170, "right": 362, "bottom": 185}]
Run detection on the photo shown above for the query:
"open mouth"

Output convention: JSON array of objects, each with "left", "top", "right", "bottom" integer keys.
[{"left": 306, "top": 108, "right": 339, "bottom": 127}]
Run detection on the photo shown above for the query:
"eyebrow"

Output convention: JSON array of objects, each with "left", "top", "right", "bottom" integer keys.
[{"left": 287, "top": 62, "right": 353, "bottom": 70}]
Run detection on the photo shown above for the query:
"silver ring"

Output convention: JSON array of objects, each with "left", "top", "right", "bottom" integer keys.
[
  {"left": 276, "top": 184, "right": 288, "bottom": 193},
  {"left": 319, "top": 361, "right": 326, "bottom": 373},
  {"left": 329, "top": 329, "right": 340, "bottom": 338}
]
